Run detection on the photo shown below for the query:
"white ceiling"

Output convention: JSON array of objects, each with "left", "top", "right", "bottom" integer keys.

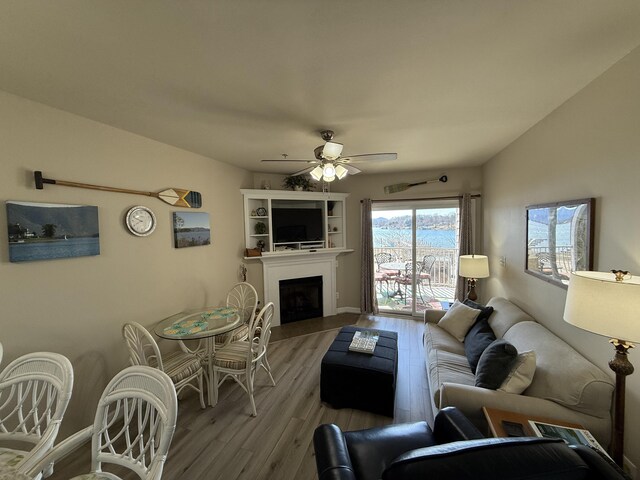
[{"left": 2, "top": 1, "right": 640, "bottom": 176}]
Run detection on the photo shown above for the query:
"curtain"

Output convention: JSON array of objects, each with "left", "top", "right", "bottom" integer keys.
[
  {"left": 456, "top": 193, "right": 472, "bottom": 301},
  {"left": 360, "top": 199, "right": 378, "bottom": 314}
]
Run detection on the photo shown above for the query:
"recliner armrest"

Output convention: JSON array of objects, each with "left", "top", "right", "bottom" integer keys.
[
  {"left": 313, "top": 424, "right": 357, "bottom": 480},
  {"left": 433, "top": 406, "right": 484, "bottom": 443},
  {"left": 383, "top": 437, "right": 589, "bottom": 480}
]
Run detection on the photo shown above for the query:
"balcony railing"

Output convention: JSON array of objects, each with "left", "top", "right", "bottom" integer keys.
[{"left": 373, "top": 246, "right": 458, "bottom": 312}]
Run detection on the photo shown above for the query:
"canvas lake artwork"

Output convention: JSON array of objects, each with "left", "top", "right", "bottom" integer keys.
[
  {"left": 6, "top": 201, "right": 100, "bottom": 263},
  {"left": 173, "top": 211, "right": 211, "bottom": 248}
]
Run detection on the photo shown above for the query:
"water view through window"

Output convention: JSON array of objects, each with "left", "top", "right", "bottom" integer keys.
[{"left": 372, "top": 204, "right": 459, "bottom": 315}]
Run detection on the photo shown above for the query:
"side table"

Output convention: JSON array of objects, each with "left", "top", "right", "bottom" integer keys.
[{"left": 482, "top": 406, "right": 583, "bottom": 438}]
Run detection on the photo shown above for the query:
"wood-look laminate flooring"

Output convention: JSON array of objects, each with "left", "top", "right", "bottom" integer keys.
[{"left": 49, "top": 313, "right": 430, "bottom": 480}]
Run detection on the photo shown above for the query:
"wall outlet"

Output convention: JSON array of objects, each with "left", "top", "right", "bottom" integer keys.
[
  {"left": 336, "top": 291, "right": 340, "bottom": 300},
  {"left": 624, "top": 456, "right": 637, "bottom": 479}
]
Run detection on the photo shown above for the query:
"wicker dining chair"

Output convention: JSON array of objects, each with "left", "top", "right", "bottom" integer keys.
[
  {"left": 0, "top": 352, "right": 73, "bottom": 476},
  {"left": 24, "top": 366, "right": 178, "bottom": 480},
  {"left": 211, "top": 302, "right": 276, "bottom": 416},
  {"left": 122, "top": 322, "right": 205, "bottom": 409},
  {"left": 177, "top": 282, "right": 259, "bottom": 356}
]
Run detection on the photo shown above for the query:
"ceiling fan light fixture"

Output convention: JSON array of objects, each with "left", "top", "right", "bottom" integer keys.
[
  {"left": 322, "top": 142, "right": 343, "bottom": 161},
  {"left": 310, "top": 165, "right": 323, "bottom": 181},
  {"left": 335, "top": 164, "right": 348, "bottom": 179},
  {"left": 323, "top": 173, "right": 336, "bottom": 182},
  {"left": 322, "top": 163, "right": 336, "bottom": 178}
]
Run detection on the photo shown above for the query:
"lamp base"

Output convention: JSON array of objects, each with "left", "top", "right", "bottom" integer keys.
[
  {"left": 609, "top": 339, "right": 634, "bottom": 467},
  {"left": 466, "top": 278, "right": 478, "bottom": 302}
]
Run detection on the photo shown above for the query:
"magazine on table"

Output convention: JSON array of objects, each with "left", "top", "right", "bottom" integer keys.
[
  {"left": 528, "top": 420, "right": 610, "bottom": 459},
  {"left": 349, "top": 330, "right": 380, "bottom": 354}
]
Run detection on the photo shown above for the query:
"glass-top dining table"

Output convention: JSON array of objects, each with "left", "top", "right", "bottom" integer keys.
[{"left": 154, "top": 306, "right": 242, "bottom": 406}]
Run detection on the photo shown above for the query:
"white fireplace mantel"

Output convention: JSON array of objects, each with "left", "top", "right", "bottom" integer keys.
[{"left": 260, "top": 250, "right": 352, "bottom": 326}]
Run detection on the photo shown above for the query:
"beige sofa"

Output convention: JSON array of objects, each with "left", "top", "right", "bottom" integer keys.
[{"left": 423, "top": 297, "right": 614, "bottom": 446}]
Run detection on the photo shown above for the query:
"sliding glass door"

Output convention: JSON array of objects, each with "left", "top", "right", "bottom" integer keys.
[{"left": 372, "top": 200, "right": 459, "bottom": 316}]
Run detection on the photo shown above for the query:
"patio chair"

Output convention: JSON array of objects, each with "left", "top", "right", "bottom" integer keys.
[
  {"left": 24, "top": 366, "right": 178, "bottom": 480},
  {"left": 374, "top": 253, "right": 397, "bottom": 295},
  {"left": 418, "top": 255, "right": 437, "bottom": 301},
  {"left": 122, "top": 322, "right": 206, "bottom": 409},
  {"left": 211, "top": 302, "right": 276, "bottom": 416},
  {"left": 0, "top": 352, "right": 73, "bottom": 477}
]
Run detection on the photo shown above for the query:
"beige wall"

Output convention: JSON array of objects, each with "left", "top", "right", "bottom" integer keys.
[
  {"left": 483, "top": 46, "right": 640, "bottom": 468},
  {"left": 0, "top": 91, "right": 252, "bottom": 436}
]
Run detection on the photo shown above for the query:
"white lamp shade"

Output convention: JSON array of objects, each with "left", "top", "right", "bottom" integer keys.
[
  {"left": 322, "top": 142, "right": 343, "bottom": 161},
  {"left": 459, "top": 255, "right": 490, "bottom": 278},
  {"left": 310, "top": 166, "right": 323, "bottom": 181},
  {"left": 564, "top": 271, "right": 640, "bottom": 343},
  {"left": 335, "top": 164, "right": 348, "bottom": 179}
]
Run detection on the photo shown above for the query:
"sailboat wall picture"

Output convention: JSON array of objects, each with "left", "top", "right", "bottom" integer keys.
[{"left": 6, "top": 201, "right": 100, "bottom": 263}]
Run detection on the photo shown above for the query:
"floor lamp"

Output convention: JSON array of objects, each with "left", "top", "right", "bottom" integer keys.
[
  {"left": 459, "top": 254, "right": 489, "bottom": 301},
  {"left": 563, "top": 270, "right": 640, "bottom": 466}
]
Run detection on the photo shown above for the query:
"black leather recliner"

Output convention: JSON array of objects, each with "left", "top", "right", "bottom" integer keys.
[{"left": 313, "top": 407, "right": 628, "bottom": 480}]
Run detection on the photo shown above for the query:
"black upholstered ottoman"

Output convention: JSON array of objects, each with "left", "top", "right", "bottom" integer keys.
[{"left": 320, "top": 326, "right": 398, "bottom": 417}]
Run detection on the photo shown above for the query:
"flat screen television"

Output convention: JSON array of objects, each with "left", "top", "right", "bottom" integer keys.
[{"left": 272, "top": 208, "right": 324, "bottom": 243}]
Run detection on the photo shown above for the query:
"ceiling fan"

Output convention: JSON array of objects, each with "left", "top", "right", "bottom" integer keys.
[{"left": 261, "top": 130, "right": 397, "bottom": 182}]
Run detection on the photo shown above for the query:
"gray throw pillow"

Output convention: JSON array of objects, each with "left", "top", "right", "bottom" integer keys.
[{"left": 475, "top": 339, "right": 518, "bottom": 390}]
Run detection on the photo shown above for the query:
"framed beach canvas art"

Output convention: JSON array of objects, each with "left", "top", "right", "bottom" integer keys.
[
  {"left": 6, "top": 201, "right": 100, "bottom": 263},
  {"left": 173, "top": 212, "right": 211, "bottom": 248},
  {"left": 525, "top": 198, "right": 594, "bottom": 288}
]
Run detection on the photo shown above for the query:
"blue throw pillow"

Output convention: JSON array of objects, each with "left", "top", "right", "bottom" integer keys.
[
  {"left": 464, "top": 318, "right": 496, "bottom": 374},
  {"left": 463, "top": 299, "right": 494, "bottom": 324},
  {"left": 475, "top": 339, "right": 518, "bottom": 390}
]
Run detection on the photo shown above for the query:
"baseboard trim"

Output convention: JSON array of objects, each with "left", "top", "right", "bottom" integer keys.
[{"left": 337, "top": 306, "right": 360, "bottom": 314}]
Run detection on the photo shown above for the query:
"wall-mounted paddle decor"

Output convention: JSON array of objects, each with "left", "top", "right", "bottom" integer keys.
[
  {"left": 34, "top": 171, "right": 202, "bottom": 208},
  {"left": 173, "top": 212, "right": 211, "bottom": 248},
  {"left": 384, "top": 175, "right": 447, "bottom": 194},
  {"left": 6, "top": 200, "right": 100, "bottom": 262}
]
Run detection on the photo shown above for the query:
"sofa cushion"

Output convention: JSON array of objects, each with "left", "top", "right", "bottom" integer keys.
[
  {"left": 437, "top": 301, "right": 480, "bottom": 342},
  {"left": 464, "top": 318, "right": 496, "bottom": 374},
  {"left": 503, "top": 322, "right": 614, "bottom": 416},
  {"left": 498, "top": 351, "right": 536, "bottom": 394},
  {"left": 475, "top": 339, "right": 518, "bottom": 390},
  {"left": 424, "top": 323, "right": 466, "bottom": 356},
  {"left": 486, "top": 297, "right": 535, "bottom": 338},
  {"left": 427, "top": 350, "right": 475, "bottom": 406}
]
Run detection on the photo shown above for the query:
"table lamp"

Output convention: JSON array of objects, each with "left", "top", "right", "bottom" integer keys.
[
  {"left": 459, "top": 254, "right": 489, "bottom": 301},
  {"left": 563, "top": 270, "right": 640, "bottom": 466}
]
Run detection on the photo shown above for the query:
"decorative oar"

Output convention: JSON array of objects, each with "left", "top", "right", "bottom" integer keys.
[
  {"left": 384, "top": 175, "right": 448, "bottom": 194},
  {"left": 34, "top": 171, "right": 202, "bottom": 208}
]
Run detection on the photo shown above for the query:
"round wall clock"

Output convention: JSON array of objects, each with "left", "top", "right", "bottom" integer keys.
[{"left": 125, "top": 206, "right": 157, "bottom": 237}]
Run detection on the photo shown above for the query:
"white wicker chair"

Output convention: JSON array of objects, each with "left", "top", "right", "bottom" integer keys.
[
  {"left": 178, "top": 282, "right": 259, "bottom": 356},
  {"left": 0, "top": 352, "right": 73, "bottom": 476},
  {"left": 122, "top": 322, "right": 205, "bottom": 409},
  {"left": 212, "top": 302, "right": 276, "bottom": 416},
  {"left": 24, "top": 366, "right": 178, "bottom": 480}
]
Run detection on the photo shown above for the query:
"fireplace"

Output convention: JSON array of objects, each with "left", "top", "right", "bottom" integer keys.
[
  {"left": 260, "top": 251, "right": 340, "bottom": 326},
  {"left": 279, "top": 276, "right": 323, "bottom": 324}
]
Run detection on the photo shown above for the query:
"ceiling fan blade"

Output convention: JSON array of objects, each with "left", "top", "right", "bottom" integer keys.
[
  {"left": 338, "top": 163, "right": 362, "bottom": 175},
  {"left": 291, "top": 166, "right": 315, "bottom": 176},
  {"left": 260, "top": 159, "right": 319, "bottom": 163},
  {"left": 340, "top": 153, "right": 397, "bottom": 163}
]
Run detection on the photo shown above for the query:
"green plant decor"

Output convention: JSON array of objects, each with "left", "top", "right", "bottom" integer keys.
[{"left": 283, "top": 175, "right": 313, "bottom": 191}]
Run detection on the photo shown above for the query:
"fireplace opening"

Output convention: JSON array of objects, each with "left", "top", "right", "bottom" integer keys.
[{"left": 279, "top": 275, "right": 323, "bottom": 324}]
